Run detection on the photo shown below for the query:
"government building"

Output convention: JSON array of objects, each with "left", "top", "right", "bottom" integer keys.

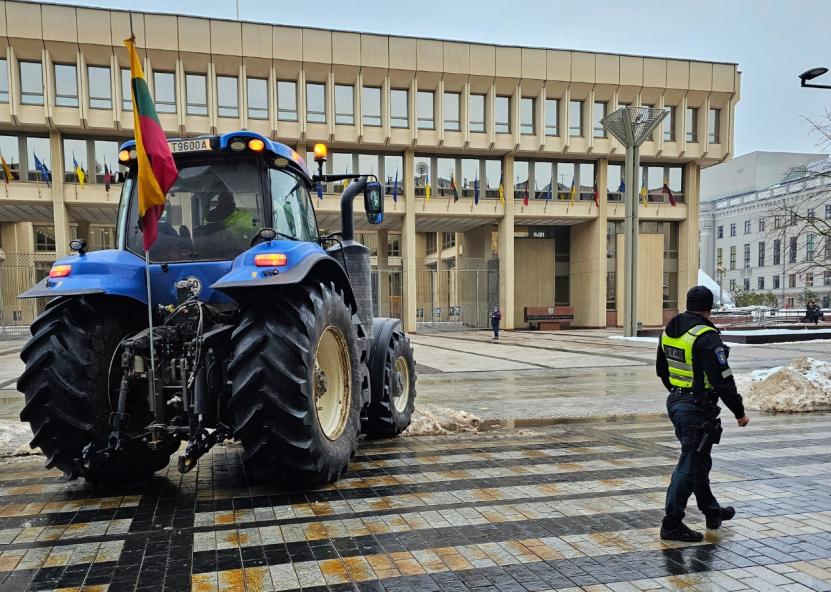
[{"left": 0, "top": 1, "right": 740, "bottom": 332}]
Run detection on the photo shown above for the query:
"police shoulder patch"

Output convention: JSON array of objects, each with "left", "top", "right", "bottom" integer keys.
[{"left": 715, "top": 347, "right": 728, "bottom": 365}]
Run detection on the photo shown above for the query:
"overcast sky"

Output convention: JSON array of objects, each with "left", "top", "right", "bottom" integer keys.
[{"left": 39, "top": 0, "right": 831, "bottom": 157}]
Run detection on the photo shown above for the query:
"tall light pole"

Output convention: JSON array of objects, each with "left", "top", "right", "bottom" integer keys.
[
  {"left": 798, "top": 67, "right": 830, "bottom": 90},
  {"left": 716, "top": 265, "right": 725, "bottom": 307},
  {"left": 601, "top": 107, "right": 668, "bottom": 337}
]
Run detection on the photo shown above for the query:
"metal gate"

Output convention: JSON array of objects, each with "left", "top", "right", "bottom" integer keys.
[
  {"left": 0, "top": 253, "right": 54, "bottom": 339},
  {"left": 415, "top": 257, "right": 499, "bottom": 332},
  {"left": 371, "top": 266, "right": 404, "bottom": 320}
]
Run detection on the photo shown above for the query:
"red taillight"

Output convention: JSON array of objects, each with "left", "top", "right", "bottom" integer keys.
[
  {"left": 254, "top": 253, "right": 287, "bottom": 267},
  {"left": 49, "top": 264, "right": 71, "bottom": 278}
]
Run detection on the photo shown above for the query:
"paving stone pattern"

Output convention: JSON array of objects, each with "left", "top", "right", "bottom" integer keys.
[{"left": 2, "top": 414, "right": 831, "bottom": 590}]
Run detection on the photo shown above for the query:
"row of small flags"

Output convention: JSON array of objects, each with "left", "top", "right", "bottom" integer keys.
[
  {"left": 0, "top": 153, "right": 114, "bottom": 191},
  {"left": 318, "top": 170, "right": 677, "bottom": 208}
]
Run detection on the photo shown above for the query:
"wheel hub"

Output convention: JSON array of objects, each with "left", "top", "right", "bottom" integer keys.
[
  {"left": 392, "top": 355, "right": 410, "bottom": 413},
  {"left": 313, "top": 326, "right": 351, "bottom": 440}
]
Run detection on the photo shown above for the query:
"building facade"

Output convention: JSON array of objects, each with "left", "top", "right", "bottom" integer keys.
[
  {"left": 0, "top": 1, "right": 740, "bottom": 331},
  {"left": 701, "top": 156, "right": 831, "bottom": 308}
]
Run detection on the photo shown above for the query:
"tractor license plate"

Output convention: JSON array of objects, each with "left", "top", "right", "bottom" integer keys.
[{"left": 167, "top": 138, "right": 212, "bottom": 154}]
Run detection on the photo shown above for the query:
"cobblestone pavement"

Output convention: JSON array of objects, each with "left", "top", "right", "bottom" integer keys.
[{"left": 2, "top": 414, "right": 831, "bottom": 591}]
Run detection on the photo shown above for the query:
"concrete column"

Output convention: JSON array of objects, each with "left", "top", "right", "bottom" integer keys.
[
  {"left": 402, "top": 148, "right": 417, "bottom": 332},
  {"left": 678, "top": 161, "right": 700, "bottom": 304},
  {"left": 377, "top": 230, "right": 390, "bottom": 317},
  {"left": 498, "top": 154, "right": 515, "bottom": 329},
  {"left": 48, "top": 131, "right": 70, "bottom": 257},
  {"left": 569, "top": 159, "right": 608, "bottom": 327}
]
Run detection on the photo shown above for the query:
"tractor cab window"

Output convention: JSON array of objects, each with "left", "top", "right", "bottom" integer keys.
[
  {"left": 269, "top": 168, "right": 318, "bottom": 241},
  {"left": 126, "top": 159, "right": 263, "bottom": 262}
]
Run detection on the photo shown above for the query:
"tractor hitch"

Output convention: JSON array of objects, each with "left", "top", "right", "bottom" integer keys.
[{"left": 177, "top": 424, "right": 231, "bottom": 474}]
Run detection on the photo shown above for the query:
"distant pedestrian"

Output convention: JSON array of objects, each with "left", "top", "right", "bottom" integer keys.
[{"left": 490, "top": 307, "right": 502, "bottom": 340}]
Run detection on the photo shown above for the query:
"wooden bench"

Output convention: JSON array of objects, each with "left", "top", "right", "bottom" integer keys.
[{"left": 524, "top": 306, "right": 575, "bottom": 330}]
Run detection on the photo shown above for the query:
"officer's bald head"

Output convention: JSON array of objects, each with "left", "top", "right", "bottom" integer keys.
[{"left": 686, "top": 286, "right": 714, "bottom": 315}]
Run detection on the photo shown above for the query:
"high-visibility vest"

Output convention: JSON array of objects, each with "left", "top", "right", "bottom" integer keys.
[{"left": 660, "top": 324, "right": 717, "bottom": 389}]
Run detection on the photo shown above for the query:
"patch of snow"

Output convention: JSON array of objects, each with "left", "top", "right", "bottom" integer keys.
[
  {"left": 741, "top": 357, "right": 831, "bottom": 413},
  {"left": 0, "top": 421, "right": 40, "bottom": 457},
  {"left": 609, "top": 336, "right": 659, "bottom": 343},
  {"left": 403, "top": 404, "right": 481, "bottom": 436},
  {"left": 722, "top": 328, "right": 831, "bottom": 337}
]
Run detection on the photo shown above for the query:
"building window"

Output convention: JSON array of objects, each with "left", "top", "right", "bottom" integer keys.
[
  {"left": 383, "top": 154, "right": 403, "bottom": 196},
  {"left": 495, "top": 96, "right": 510, "bottom": 133},
  {"left": 247, "top": 77, "right": 268, "bottom": 119},
  {"left": 729, "top": 223, "right": 736, "bottom": 237},
  {"left": 773, "top": 275, "right": 780, "bottom": 289},
  {"left": 759, "top": 217, "right": 766, "bottom": 232},
  {"left": 469, "top": 93, "right": 484, "bottom": 132},
  {"left": 717, "top": 225, "right": 723, "bottom": 239},
  {"left": 729, "top": 245, "right": 736, "bottom": 270},
  {"left": 758, "top": 277, "right": 765, "bottom": 290},
  {"left": 773, "top": 239, "right": 781, "bottom": 265},
  {"left": 790, "top": 211, "right": 797, "bottom": 226},
  {"left": 0, "top": 59, "right": 8, "bottom": 103},
  {"left": 88, "top": 66, "right": 112, "bottom": 109},
  {"left": 774, "top": 216, "right": 782, "bottom": 229},
  {"left": 663, "top": 106, "right": 675, "bottom": 141},
  {"left": 426, "top": 233, "right": 437, "bottom": 254},
  {"left": 787, "top": 297, "right": 794, "bottom": 307},
  {"left": 19, "top": 61, "right": 43, "bottom": 105},
  {"left": 686, "top": 107, "right": 698, "bottom": 142},
  {"left": 390, "top": 89, "right": 408, "bottom": 128},
  {"left": 808, "top": 208, "right": 816, "bottom": 221},
  {"left": 744, "top": 220, "right": 751, "bottom": 234},
  {"left": 217, "top": 76, "right": 239, "bottom": 117},
  {"left": 569, "top": 100, "right": 583, "bottom": 136},
  {"left": 545, "top": 98, "right": 559, "bottom": 136},
  {"left": 789, "top": 236, "right": 797, "bottom": 263},
  {"left": 743, "top": 278, "right": 750, "bottom": 291},
  {"left": 417, "top": 90, "right": 434, "bottom": 129},
  {"left": 26, "top": 136, "right": 50, "bottom": 181},
  {"left": 63, "top": 137, "right": 87, "bottom": 183},
  {"left": 442, "top": 231, "right": 455, "bottom": 250},
  {"left": 826, "top": 239, "right": 831, "bottom": 261},
  {"left": 708, "top": 108, "right": 721, "bottom": 144},
  {"left": 520, "top": 97, "right": 535, "bottom": 135},
  {"left": 185, "top": 73, "right": 207, "bottom": 116},
  {"left": 744, "top": 244, "right": 751, "bottom": 268},
  {"left": 825, "top": 271, "right": 831, "bottom": 286},
  {"left": 789, "top": 274, "right": 796, "bottom": 288},
  {"left": 153, "top": 71, "right": 175, "bottom": 113},
  {"left": 334, "top": 84, "right": 355, "bottom": 125},
  {"left": 758, "top": 241, "right": 765, "bottom": 267},
  {"left": 34, "top": 225, "right": 55, "bottom": 251},
  {"left": 388, "top": 233, "right": 401, "bottom": 257},
  {"left": 593, "top": 101, "right": 607, "bottom": 138},
  {"left": 305, "top": 82, "right": 325, "bottom": 123},
  {"left": 807, "top": 234, "right": 815, "bottom": 260},
  {"left": 54, "top": 64, "right": 78, "bottom": 107},
  {"left": 826, "top": 204, "right": 831, "bottom": 219},
  {"left": 277, "top": 80, "right": 297, "bottom": 121},
  {"left": 443, "top": 92, "right": 460, "bottom": 131},
  {"left": 121, "top": 68, "right": 132, "bottom": 111},
  {"left": 716, "top": 247, "right": 723, "bottom": 267},
  {"left": 92, "top": 140, "right": 119, "bottom": 184},
  {"left": 806, "top": 273, "right": 814, "bottom": 287},
  {"left": 729, "top": 279, "right": 736, "bottom": 292}
]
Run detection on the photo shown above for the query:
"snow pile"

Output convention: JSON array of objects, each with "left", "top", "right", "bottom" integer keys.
[
  {"left": 0, "top": 421, "right": 40, "bottom": 457},
  {"left": 403, "top": 404, "right": 481, "bottom": 436},
  {"left": 742, "top": 357, "right": 831, "bottom": 412}
]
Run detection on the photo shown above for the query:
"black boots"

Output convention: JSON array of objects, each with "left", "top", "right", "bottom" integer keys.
[
  {"left": 660, "top": 523, "right": 704, "bottom": 542},
  {"left": 706, "top": 506, "right": 736, "bottom": 530}
]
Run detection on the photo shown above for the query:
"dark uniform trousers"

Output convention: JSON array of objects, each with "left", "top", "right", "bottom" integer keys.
[{"left": 663, "top": 390, "right": 721, "bottom": 529}]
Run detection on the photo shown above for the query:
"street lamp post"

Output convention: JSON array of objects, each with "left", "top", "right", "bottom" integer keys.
[
  {"left": 798, "top": 67, "right": 831, "bottom": 90},
  {"left": 601, "top": 107, "right": 668, "bottom": 337},
  {"left": 716, "top": 266, "right": 725, "bottom": 307}
]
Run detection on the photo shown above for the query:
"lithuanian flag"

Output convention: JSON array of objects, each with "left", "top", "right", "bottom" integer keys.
[
  {"left": 0, "top": 153, "right": 12, "bottom": 184},
  {"left": 125, "top": 37, "right": 178, "bottom": 251}
]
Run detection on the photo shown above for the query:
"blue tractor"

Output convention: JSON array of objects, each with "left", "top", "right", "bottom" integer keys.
[{"left": 16, "top": 132, "right": 416, "bottom": 485}]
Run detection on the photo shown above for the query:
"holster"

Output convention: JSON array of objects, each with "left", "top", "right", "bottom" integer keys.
[{"left": 696, "top": 418, "right": 723, "bottom": 452}]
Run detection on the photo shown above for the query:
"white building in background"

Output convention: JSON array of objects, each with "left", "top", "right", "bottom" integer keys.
[{"left": 700, "top": 152, "right": 831, "bottom": 308}]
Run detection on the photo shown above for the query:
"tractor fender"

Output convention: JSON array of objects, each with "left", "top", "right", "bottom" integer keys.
[
  {"left": 211, "top": 245, "right": 358, "bottom": 312},
  {"left": 367, "top": 317, "right": 403, "bottom": 403},
  {"left": 19, "top": 249, "right": 148, "bottom": 305}
]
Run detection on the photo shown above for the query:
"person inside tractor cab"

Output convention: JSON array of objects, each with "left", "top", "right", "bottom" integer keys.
[{"left": 205, "top": 192, "right": 254, "bottom": 240}]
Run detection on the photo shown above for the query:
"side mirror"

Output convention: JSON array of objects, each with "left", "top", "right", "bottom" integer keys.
[{"left": 364, "top": 181, "right": 384, "bottom": 224}]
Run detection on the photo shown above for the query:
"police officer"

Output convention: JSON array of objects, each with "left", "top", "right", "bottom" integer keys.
[{"left": 656, "top": 285, "right": 750, "bottom": 542}]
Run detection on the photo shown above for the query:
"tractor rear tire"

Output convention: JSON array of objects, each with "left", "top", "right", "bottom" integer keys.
[
  {"left": 18, "top": 296, "right": 174, "bottom": 482},
  {"left": 228, "top": 282, "right": 362, "bottom": 485},
  {"left": 364, "top": 330, "right": 417, "bottom": 439}
]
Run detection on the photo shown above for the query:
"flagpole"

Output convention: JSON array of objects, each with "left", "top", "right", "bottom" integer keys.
[{"left": 144, "top": 248, "right": 158, "bottom": 420}]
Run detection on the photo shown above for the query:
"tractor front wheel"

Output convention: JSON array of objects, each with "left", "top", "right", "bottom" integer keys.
[{"left": 228, "top": 282, "right": 362, "bottom": 485}]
